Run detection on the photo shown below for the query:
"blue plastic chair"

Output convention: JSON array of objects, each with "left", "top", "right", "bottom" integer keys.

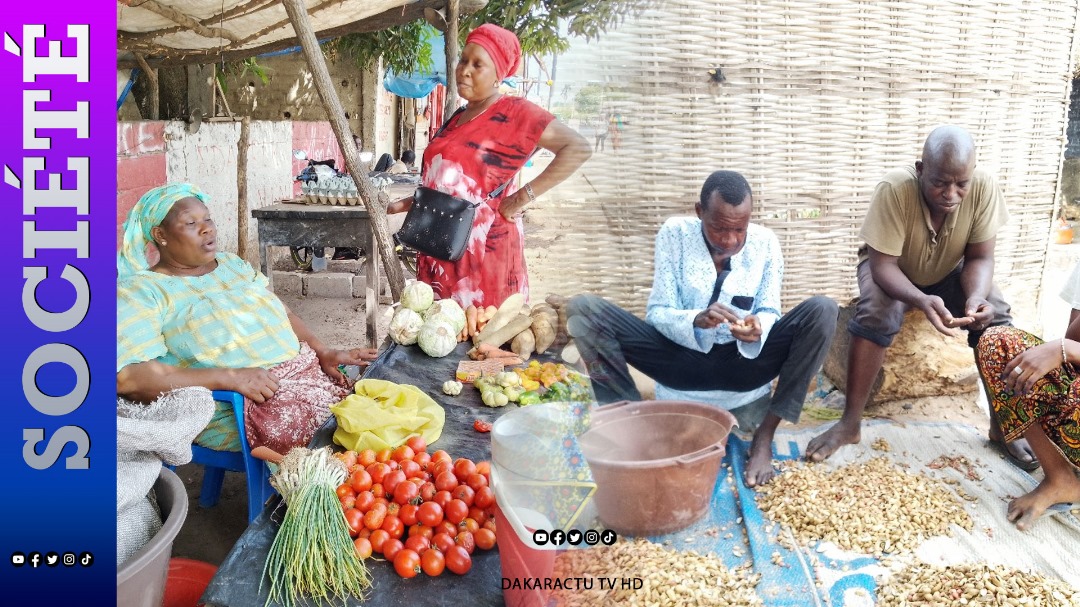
[{"left": 187, "top": 390, "right": 276, "bottom": 523}]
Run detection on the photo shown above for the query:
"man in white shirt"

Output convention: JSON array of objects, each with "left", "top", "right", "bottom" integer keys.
[{"left": 568, "top": 170, "right": 838, "bottom": 487}]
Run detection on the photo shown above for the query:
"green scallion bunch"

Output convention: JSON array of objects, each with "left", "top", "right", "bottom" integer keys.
[{"left": 261, "top": 447, "right": 372, "bottom": 607}]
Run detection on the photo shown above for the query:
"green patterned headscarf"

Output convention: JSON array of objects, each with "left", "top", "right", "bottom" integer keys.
[{"left": 117, "top": 183, "right": 210, "bottom": 277}]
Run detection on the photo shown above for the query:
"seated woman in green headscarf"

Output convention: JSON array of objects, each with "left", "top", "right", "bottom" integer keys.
[{"left": 116, "top": 183, "right": 378, "bottom": 463}]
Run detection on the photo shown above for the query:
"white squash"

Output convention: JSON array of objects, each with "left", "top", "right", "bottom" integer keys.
[
  {"left": 418, "top": 319, "right": 458, "bottom": 358},
  {"left": 388, "top": 307, "right": 424, "bottom": 345},
  {"left": 401, "top": 281, "right": 435, "bottom": 312}
]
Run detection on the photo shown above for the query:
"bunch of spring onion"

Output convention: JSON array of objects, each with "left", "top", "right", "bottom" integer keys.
[{"left": 261, "top": 447, "right": 371, "bottom": 607}]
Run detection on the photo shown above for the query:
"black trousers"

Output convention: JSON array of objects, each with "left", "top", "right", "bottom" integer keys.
[{"left": 567, "top": 294, "right": 838, "bottom": 423}]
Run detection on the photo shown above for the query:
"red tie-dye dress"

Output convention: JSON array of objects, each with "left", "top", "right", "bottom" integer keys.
[{"left": 417, "top": 95, "right": 554, "bottom": 309}]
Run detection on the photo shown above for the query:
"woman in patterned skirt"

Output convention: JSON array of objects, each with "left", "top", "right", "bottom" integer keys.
[{"left": 975, "top": 320, "right": 1080, "bottom": 530}]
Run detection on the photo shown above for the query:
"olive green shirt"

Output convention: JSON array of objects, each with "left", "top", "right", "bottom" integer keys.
[{"left": 858, "top": 166, "right": 1008, "bottom": 287}]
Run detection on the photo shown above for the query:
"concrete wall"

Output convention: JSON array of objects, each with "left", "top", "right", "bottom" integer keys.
[{"left": 117, "top": 120, "right": 345, "bottom": 267}]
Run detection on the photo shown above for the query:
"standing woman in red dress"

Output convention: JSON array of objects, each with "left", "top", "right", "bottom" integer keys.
[{"left": 389, "top": 24, "right": 591, "bottom": 310}]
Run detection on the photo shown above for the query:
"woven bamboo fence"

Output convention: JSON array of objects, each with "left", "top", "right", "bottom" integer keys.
[{"left": 523, "top": 0, "right": 1079, "bottom": 321}]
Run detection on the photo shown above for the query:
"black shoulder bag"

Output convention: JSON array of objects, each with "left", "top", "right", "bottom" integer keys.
[{"left": 395, "top": 106, "right": 534, "bottom": 262}]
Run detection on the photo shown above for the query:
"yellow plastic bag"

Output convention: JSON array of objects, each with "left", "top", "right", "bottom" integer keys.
[{"left": 330, "top": 379, "right": 445, "bottom": 452}]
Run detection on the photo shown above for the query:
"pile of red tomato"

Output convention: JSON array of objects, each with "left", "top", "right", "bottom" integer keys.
[{"left": 333, "top": 435, "right": 498, "bottom": 579}]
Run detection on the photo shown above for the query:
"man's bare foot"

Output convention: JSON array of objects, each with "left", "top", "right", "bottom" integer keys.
[
  {"left": 1007, "top": 474, "right": 1080, "bottom": 530},
  {"left": 744, "top": 431, "right": 776, "bottom": 488},
  {"left": 805, "top": 420, "right": 861, "bottom": 462}
]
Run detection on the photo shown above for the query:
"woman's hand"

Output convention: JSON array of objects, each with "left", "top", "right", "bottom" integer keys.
[
  {"left": 228, "top": 367, "right": 280, "bottom": 404},
  {"left": 316, "top": 347, "right": 380, "bottom": 384},
  {"left": 499, "top": 190, "right": 528, "bottom": 222},
  {"left": 387, "top": 195, "right": 414, "bottom": 214},
  {"left": 1001, "top": 342, "right": 1060, "bottom": 395}
]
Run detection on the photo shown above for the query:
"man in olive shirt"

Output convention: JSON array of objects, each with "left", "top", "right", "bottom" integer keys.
[{"left": 806, "top": 125, "right": 1037, "bottom": 469}]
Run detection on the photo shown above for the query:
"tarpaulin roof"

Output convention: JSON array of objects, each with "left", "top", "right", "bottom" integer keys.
[{"left": 116, "top": 0, "right": 463, "bottom": 68}]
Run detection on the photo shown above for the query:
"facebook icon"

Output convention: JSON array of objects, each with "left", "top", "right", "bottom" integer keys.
[
  {"left": 550, "top": 529, "right": 566, "bottom": 545},
  {"left": 29, "top": 552, "right": 41, "bottom": 568}
]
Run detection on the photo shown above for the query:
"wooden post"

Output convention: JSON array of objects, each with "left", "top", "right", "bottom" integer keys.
[
  {"left": 133, "top": 53, "right": 159, "bottom": 120},
  {"left": 280, "top": 0, "right": 405, "bottom": 301},
  {"left": 237, "top": 116, "right": 250, "bottom": 260},
  {"left": 443, "top": 0, "right": 460, "bottom": 118}
]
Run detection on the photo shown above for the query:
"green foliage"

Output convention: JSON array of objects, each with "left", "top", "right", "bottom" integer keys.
[
  {"left": 573, "top": 83, "right": 604, "bottom": 118},
  {"left": 327, "top": 21, "right": 434, "bottom": 75},
  {"left": 324, "top": 0, "right": 656, "bottom": 76},
  {"left": 461, "top": 0, "right": 660, "bottom": 57},
  {"left": 215, "top": 57, "right": 271, "bottom": 93}
]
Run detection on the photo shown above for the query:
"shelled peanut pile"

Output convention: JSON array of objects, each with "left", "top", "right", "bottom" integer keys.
[
  {"left": 878, "top": 561, "right": 1079, "bottom": 606},
  {"left": 548, "top": 538, "right": 764, "bottom": 607},
  {"left": 756, "top": 457, "right": 973, "bottom": 556}
]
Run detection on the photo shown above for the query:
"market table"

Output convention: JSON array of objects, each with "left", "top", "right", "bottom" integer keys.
[
  {"left": 252, "top": 201, "right": 383, "bottom": 346},
  {"left": 201, "top": 341, "right": 519, "bottom": 607}
]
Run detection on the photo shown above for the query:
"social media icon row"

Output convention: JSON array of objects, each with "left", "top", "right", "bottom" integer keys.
[
  {"left": 11, "top": 552, "right": 92, "bottom": 568},
  {"left": 532, "top": 528, "right": 617, "bottom": 547}
]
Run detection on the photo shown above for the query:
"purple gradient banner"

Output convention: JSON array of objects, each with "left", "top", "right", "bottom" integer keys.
[{"left": 0, "top": 5, "right": 117, "bottom": 605}]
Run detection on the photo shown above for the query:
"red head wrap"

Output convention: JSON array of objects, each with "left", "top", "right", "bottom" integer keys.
[{"left": 464, "top": 24, "right": 522, "bottom": 82}]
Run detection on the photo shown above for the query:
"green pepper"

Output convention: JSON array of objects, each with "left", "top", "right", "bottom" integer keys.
[
  {"left": 517, "top": 390, "right": 541, "bottom": 406},
  {"left": 544, "top": 381, "right": 571, "bottom": 402}
]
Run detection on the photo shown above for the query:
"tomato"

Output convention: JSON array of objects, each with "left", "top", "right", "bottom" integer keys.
[
  {"left": 474, "top": 528, "right": 497, "bottom": 551},
  {"left": 452, "top": 485, "right": 475, "bottom": 507},
  {"left": 349, "top": 469, "right": 373, "bottom": 493},
  {"left": 473, "top": 419, "right": 493, "bottom": 433},
  {"left": 453, "top": 458, "right": 477, "bottom": 479},
  {"left": 386, "top": 502, "right": 400, "bottom": 517},
  {"left": 473, "top": 486, "right": 495, "bottom": 509},
  {"left": 391, "top": 445, "right": 415, "bottom": 462},
  {"left": 445, "top": 545, "right": 472, "bottom": 575},
  {"left": 445, "top": 499, "right": 469, "bottom": 525},
  {"left": 468, "top": 508, "right": 488, "bottom": 526},
  {"left": 384, "top": 459, "right": 401, "bottom": 472},
  {"left": 363, "top": 504, "right": 387, "bottom": 531},
  {"left": 419, "top": 481, "right": 437, "bottom": 503},
  {"left": 435, "top": 471, "right": 460, "bottom": 492},
  {"left": 353, "top": 537, "right": 373, "bottom": 559},
  {"left": 431, "top": 449, "right": 452, "bottom": 465},
  {"left": 465, "top": 473, "right": 488, "bottom": 491},
  {"left": 475, "top": 460, "right": 491, "bottom": 477},
  {"left": 413, "top": 451, "right": 432, "bottom": 471},
  {"left": 344, "top": 508, "right": 364, "bottom": 537},
  {"left": 358, "top": 449, "right": 377, "bottom": 467},
  {"left": 375, "top": 448, "right": 393, "bottom": 463},
  {"left": 436, "top": 521, "right": 458, "bottom": 538},
  {"left": 393, "top": 479, "right": 419, "bottom": 505},
  {"left": 398, "top": 503, "right": 419, "bottom": 527},
  {"left": 432, "top": 490, "right": 453, "bottom": 509},
  {"left": 406, "top": 435, "right": 427, "bottom": 454},
  {"left": 421, "top": 548, "right": 445, "bottom": 577},
  {"left": 381, "top": 514, "right": 404, "bottom": 539},
  {"left": 370, "top": 484, "right": 386, "bottom": 499},
  {"left": 404, "top": 535, "right": 431, "bottom": 554},
  {"left": 458, "top": 517, "right": 480, "bottom": 534},
  {"left": 366, "top": 462, "right": 389, "bottom": 484},
  {"left": 432, "top": 532, "right": 456, "bottom": 553},
  {"left": 354, "top": 491, "right": 375, "bottom": 513},
  {"left": 356, "top": 527, "right": 372, "bottom": 541},
  {"left": 339, "top": 495, "right": 356, "bottom": 511},
  {"left": 372, "top": 497, "right": 390, "bottom": 511},
  {"left": 382, "top": 538, "right": 404, "bottom": 561},
  {"left": 382, "top": 470, "right": 407, "bottom": 495},
  {"left": 369, "top": 529, "right": 390, "bottom": 553},
  {"left": 416, "top": 501, "right": 444, "bottom": 527},
  {"left": 455, "top": 531, "right": 476, "bottom": 554},
  {"left": 400, "top": 459, "right": 423, "bottom": 480},
  {"left": 336, "top": 450, "right": 358, "bottom": 469},
  {"left": 408, "top": 524, "right": 434, "bottom": 540},
  {"left": 394, "top": 549, "right": 422, "bottom": 579},
  {"left": 337, "top": 483, "right": 356, "bottom": 500},
  {"left": 483, "top": 519, "right": 497, "bottom": 533}
]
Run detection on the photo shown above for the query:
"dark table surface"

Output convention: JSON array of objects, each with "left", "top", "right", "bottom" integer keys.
[{"left": 202, "top": 341, "right": 527, "bottom": 607}]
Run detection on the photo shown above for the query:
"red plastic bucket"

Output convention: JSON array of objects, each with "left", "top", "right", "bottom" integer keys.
[{"left": 162, "top": 558, "right": 217, "bottom": 607}]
